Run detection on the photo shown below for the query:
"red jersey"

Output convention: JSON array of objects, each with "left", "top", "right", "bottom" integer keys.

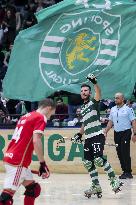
[{"left": 4, "top": 111, "right": 47, "bottom": 167}]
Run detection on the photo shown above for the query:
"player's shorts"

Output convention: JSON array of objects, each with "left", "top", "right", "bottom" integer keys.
[
  {"left": 3, "top": 164, "right": 33, "bottom": 191},
  {"left": 84, "top": 134, "right": 105, "bottom": 161}
]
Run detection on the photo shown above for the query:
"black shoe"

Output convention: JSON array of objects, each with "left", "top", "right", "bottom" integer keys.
[
  {"left": 125, "top": 173, "right": 133, "bottom": 179},
  {"left": 119, "top": 173, "right": 127, "bottom": 179}
]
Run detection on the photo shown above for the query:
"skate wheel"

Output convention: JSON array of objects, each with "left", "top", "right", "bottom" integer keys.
[
  {"left": 115, "top": 188, "right": 121, "bottom": 194},
  {"left": 97, "top": 194, "right": 102, "bottom": 198},
  {"left": 84, "top": 193, "right": 91, "bottom": 198}
]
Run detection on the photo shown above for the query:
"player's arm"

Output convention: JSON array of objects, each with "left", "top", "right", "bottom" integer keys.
[
  {"left": 127, "top": 108, "right": 136, "bottom": 143},
  {"left": 86, "top": 74, "right": 101, "bottom": 101},
  {"left": 104, "top": 120, "right": 113, "bottom": 138},
  {"left": 33, "top": 133, "right": 50, "bottom": 178},
  {"left": 94, "top": 84, "right": 101, "bottom": 101},
  {"left": 80, "top": 124, "right": 84, "bottom": 135},
  {"left": 132, "top": 120, "right": 136, "bottom": 143},
  {"left": 33, "top": 133, "right": 44, "bottom": 162}
]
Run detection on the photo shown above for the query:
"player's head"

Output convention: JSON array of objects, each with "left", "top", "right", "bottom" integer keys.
[
  {"left": 56, "top": 97, "right": 63, "bottom": 105},
  {"left": 114, "top": 92, "right": 124, "bottom": 106},
  {"left": 81, "top": 84, "right": 91, "bottom": 102},
  {"left": 38, "top": 98, "right": 56, "bottom": 119}
]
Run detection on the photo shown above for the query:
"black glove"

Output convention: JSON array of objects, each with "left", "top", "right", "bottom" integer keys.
[
  {"left": 86, "top": 73, "right": 97, "bottom": 84},
  {"left": 71, "top": 133, "right": 83, "bottom": 143},
  {"left": 39, "top": 161, "right": 50, "bottom": 178}
]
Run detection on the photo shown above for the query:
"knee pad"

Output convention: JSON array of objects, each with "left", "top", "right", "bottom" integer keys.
[
  {"left": 83, "top": 160, "right": 94, "bottom": 171},
  {"left": 24, "top": 182, "right": 41, "bottom": 198},
  {"left": 94, "top": 156, "right": 107, "bottom": 167},
  {"left": 0, "top": 192, "right": 13, "bottom": 205}
]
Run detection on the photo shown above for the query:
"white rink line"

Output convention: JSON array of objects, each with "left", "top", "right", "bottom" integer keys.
[
  {"left": 20, "top": 194, "right": 52, "bottom": 197},
  {"left": 39, "top": 181, "right": 52, "bottom": 184}
]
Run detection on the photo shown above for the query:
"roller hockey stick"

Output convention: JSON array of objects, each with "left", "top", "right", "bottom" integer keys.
[
  {"left": 56, "top": 137, "right": 118, "bottom": 147},
  {"left": 105, "top": 143, "right": 118, "bottom": 147},
  {"left": 31, "top": 170, "right": 50, "bottom": 179},
  {"left": 31, "top": 170, "right": 39, "bottom": 175}
]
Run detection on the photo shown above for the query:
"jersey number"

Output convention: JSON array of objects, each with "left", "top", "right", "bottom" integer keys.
[{"left": 12, "top": 126, "right": 23, "bottom": 143}]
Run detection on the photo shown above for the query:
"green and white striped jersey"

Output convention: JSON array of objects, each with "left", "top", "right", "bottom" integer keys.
[{"left": 81, "top": 98, "right": 103, "bottom": 139}]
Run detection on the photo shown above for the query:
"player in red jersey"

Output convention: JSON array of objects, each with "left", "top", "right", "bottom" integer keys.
[{"left": 0, "top": 98, "right": 56, "bottom": 205}]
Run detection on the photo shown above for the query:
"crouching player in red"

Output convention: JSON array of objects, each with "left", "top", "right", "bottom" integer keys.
[{"left": 0, "top": 98, "right": 56, "bottom": 205}]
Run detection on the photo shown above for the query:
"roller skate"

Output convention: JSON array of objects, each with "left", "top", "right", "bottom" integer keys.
[
  {"left": 84, "top": 183, "right": 102, "bottom": 198},
  {"left": 110, "top": 177, "right": 124, "bottom": 193}
]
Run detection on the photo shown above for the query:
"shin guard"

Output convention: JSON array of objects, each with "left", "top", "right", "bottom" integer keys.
[
  {"left": 24, "top": 182, "right": 41, "bottom": 205},
  {"left": 0, "top": 191, "right": 13, "bottom": 205}
]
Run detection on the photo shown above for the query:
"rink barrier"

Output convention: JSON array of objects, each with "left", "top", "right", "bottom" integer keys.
[{"left": 0, "top": 128, "right": 136, "bottom": 174}]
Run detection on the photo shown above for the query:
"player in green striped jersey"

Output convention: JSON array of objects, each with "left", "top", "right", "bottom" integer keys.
[{"left": 71, "top": 74, "right": 123, "bottom": 198}]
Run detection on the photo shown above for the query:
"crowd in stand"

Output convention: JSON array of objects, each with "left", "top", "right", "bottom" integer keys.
[
  {"left": 0, "top": 0, "right": 136, "bottom": 128},
  {"left": 0, "top": 88, "right": 136, "bottom": 128},
  {"left": 0, "top": 0, "right": 63, "bottom": 91},
  {"left": 0, "top": 0, "right": 63, "bottom": 127}
]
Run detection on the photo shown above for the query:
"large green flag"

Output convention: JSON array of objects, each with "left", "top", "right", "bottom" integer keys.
[{"left": 3, "top": 0, "right": 136, "bottom": 101}]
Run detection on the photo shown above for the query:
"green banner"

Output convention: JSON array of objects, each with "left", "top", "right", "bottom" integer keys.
[
  {"left": 0, "top": 134, "right": 84, "bottom": 161},
  {"left": 3, "top": 0, "right": 136, "bottom": 101}
]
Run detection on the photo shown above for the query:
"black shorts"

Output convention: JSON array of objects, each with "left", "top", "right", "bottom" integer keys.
[{"left": 84, "top": 134, "right": 105, "bottom": 161}]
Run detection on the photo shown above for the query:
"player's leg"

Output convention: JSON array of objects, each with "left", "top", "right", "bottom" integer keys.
[
  {"left": 83, "top": 160, "right": 99, "bottom": 187},
  {"left": 93, "top": 134, "right": 123, "bottom": 193},
  {"left": 120, "top": 130, "right": 132, "bottom": 178},
  {"left": 0, "top": 189, "right": 14, "bottom": 205},
  {"left": 114, "top": 132, "right": 125, "bottom": 177},
  {"left": 83, "top": 160, "right": 102, "bottom": 198},
  {"left": 94, "top": 155, "right": 123, "bottom": 193},
  {"left": 93, "top": 134, "right": 115, "bottom": 178},
  {"left": 23, "top": 181, "right": 41, "bottom": 205},
  {"left": 84, "top": 139, "right": 102, "bottom": 198},
  {"left": 0, "top": 164, "right": 24, "bottom": 204},
  {"left": 22, "top": 168, "right": 41, "bottom": 205}
]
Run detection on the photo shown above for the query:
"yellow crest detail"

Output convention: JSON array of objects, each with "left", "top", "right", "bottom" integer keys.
[{"left": 66, "top": 33, "right": 96, "bottom": 70}]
